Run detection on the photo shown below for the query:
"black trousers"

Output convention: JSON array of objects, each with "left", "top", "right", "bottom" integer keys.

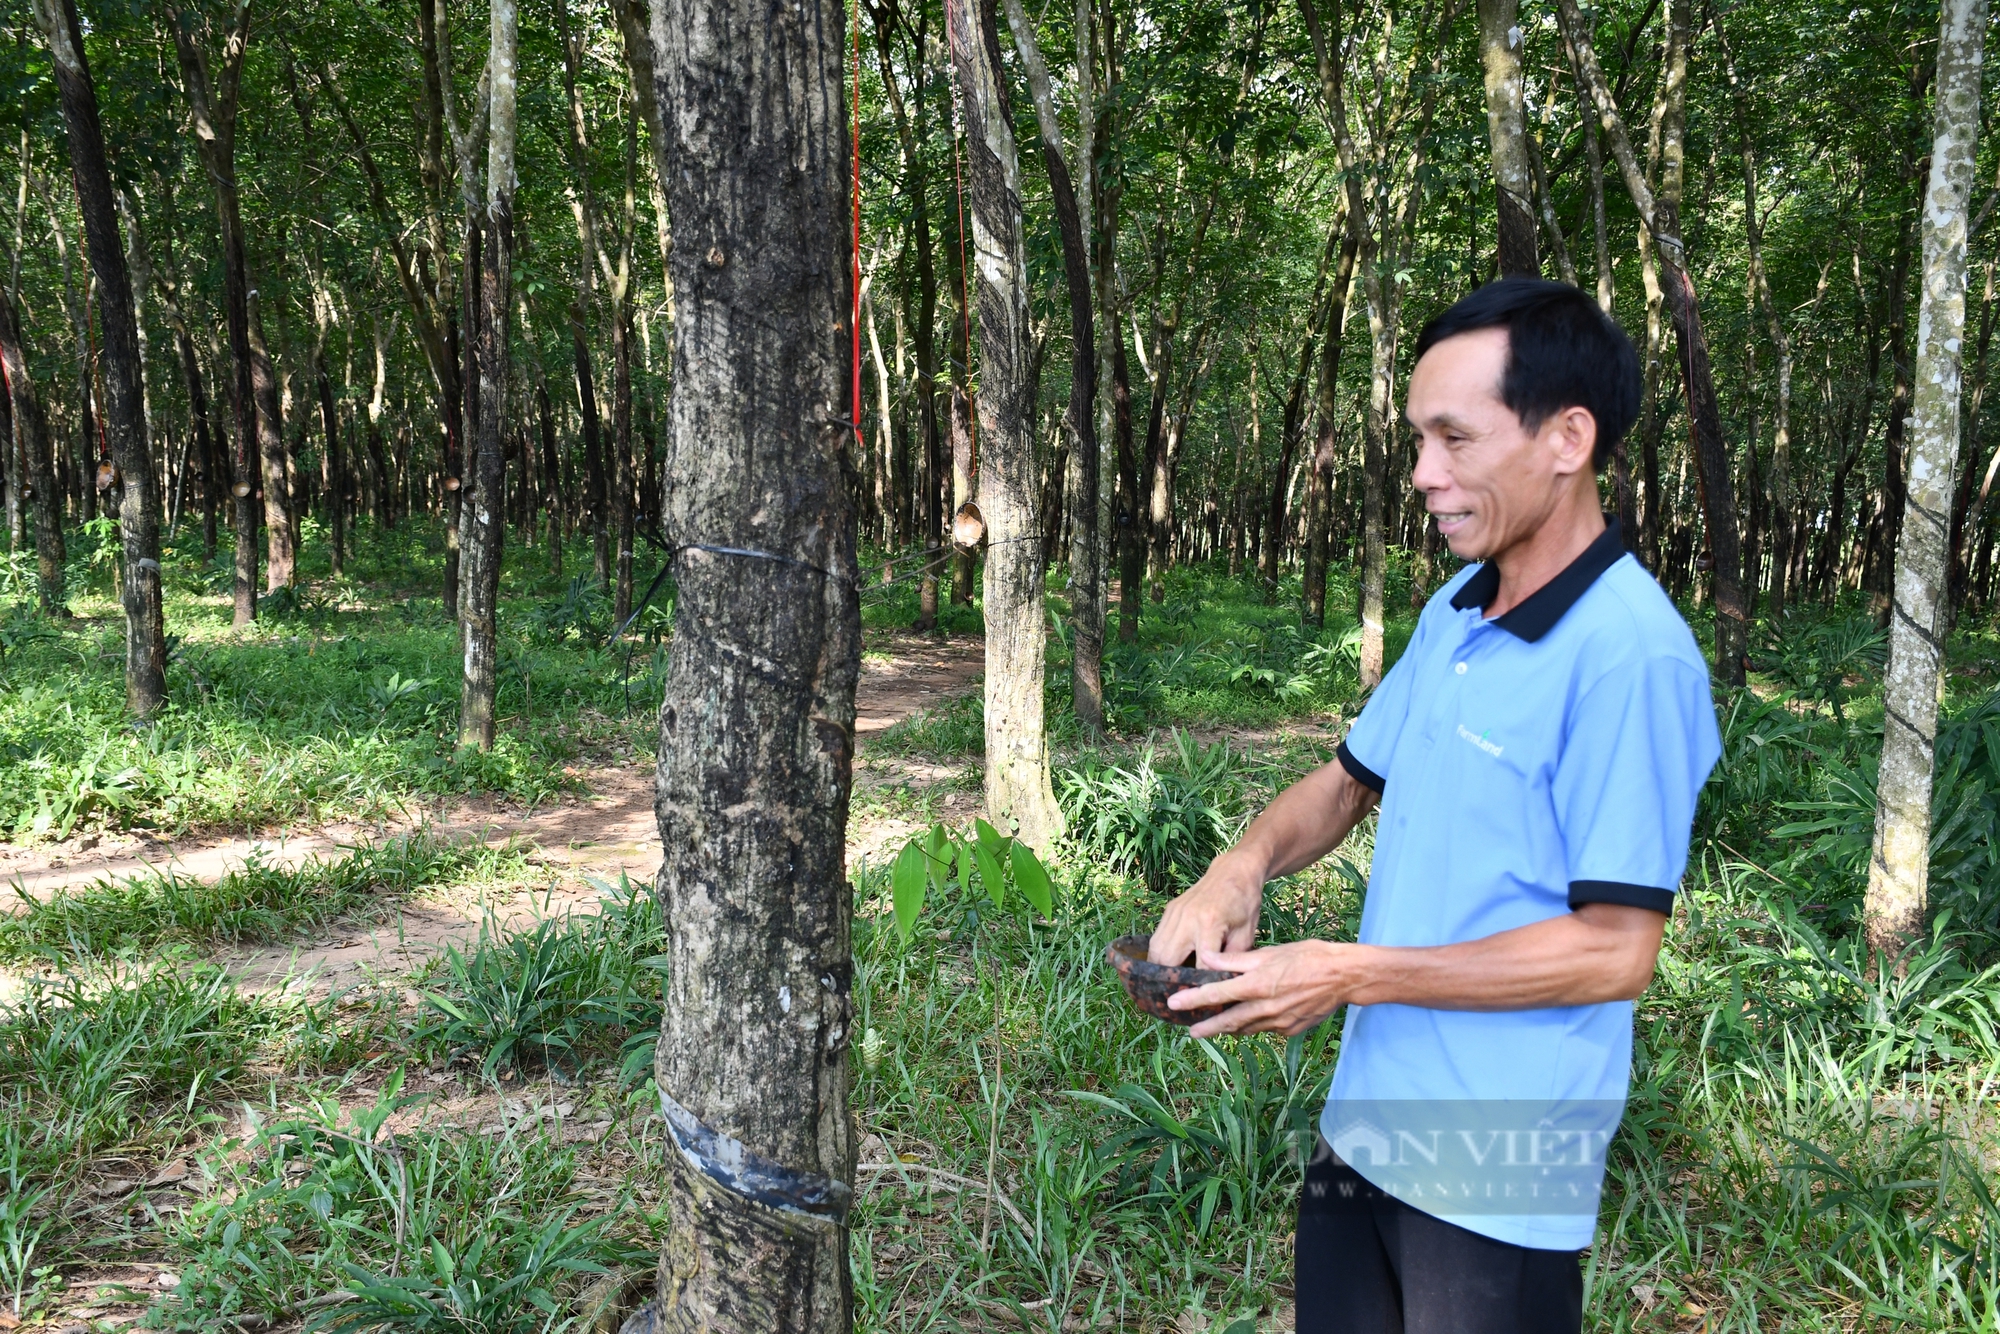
[{"left": 1295, "top": 1143, "right": 1583, "bottom": 1334}]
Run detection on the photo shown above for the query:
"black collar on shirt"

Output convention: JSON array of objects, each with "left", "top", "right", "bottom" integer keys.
[{"left": 1448, "top": 517, "right": 1628, "bottom": 642}]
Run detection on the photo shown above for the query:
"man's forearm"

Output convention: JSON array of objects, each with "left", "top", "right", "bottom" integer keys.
[
  {"left": 1329, "top": 904, "right": 1667, "bottom": 1010},
  {"left": 1148, "top": 759, "right": 1378, "bottom": 965},
  {"left": 1174, "top": 903, "right": 1669, "bottom": 1036},
  {"left": 1229, "top": 760, "right": 1379, "bottom": 883}
]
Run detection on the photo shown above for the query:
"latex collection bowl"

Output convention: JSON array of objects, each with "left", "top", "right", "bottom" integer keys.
[{"left": 1106, "top": 934, "right": 1240, "bottom": 1027}]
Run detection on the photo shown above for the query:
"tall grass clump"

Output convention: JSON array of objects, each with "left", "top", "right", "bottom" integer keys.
[
  {"left": 155, "top": 1076, "right": 647, "bottom": 1333},
  {"left": 419, "top": 876, "right": 665, "bottom": 1081},
  {"left": 1058, "top": 731, "right": 1245, "bottom": 894}
]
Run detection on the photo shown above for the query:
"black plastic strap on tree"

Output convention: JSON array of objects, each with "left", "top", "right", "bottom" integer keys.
[{"left": 658, "top": 1086, "right": 852, "bottom": 1223}]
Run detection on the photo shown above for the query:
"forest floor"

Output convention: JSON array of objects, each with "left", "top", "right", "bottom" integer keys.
[
  {"left": 8, "top": 527, "right": 2000, "bottom": 1334},
  {"left": 1, "top": 628, "right": 987, "bottom": 1000},
  {"left": 3, "top": 626, "right": 993, "bottom": 1334}
]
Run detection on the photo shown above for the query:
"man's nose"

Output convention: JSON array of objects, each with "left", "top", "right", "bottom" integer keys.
[{"left": 1410, "top": 437, "right": 1447, "bottom": 495}]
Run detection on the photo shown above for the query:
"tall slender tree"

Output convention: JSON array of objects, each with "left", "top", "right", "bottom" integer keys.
[
  {"left": 1562, "top": 0, "right": 1749, "bottom": 685},
  {"left": 34, "top": 0, "right": 166, "bottom": 716},
  {"left": 1866, "top": 0, "right": 1990, "bottom": 956},
  {"left": 954, "top": 0, "right": 1064, "bottom": 848},
  {"left": 1002, "top": 0, "right": 1101, "bottom": 737},
  {"left": 170, "top": 0, "right": 265, "bottom": 621},
  {"left": 458, "top": 0, "right": 517, "bottom": 750},
  {"left": 1478, "top": 0, "right": 1538, "bottom": 276},
  {"left": 0, "top": 285, "right": 64, "bottom": 614}
]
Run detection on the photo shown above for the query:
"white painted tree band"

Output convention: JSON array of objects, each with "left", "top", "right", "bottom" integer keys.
[{"left": 658, "top": 1086, "right": 852, "bottom": 1222}]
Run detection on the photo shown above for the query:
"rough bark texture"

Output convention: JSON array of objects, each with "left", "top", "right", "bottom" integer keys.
[
  {"left": 1561, "top": 0, "right": 1747, "bottom": 684},
  {"left": 1719, "top": 24, "right": 1796, "bottom": 618},
  {"left": 1477, "top": 0, "right": 1538, "bottom": 276},
  {"left": 170, "top": 2, "right": 260, "bottom": 624},
  {"left": 1304, "top": 222, "right": 1358, "bottom": 623},
  {"left": 1867, "top": 0, "right": 1989, "bottom": 956},
  {"left": 1002, "top": 0, "right": 1101, "bottom": 736},
  {"left": 649, "top": 0, "right": 859, "bottom": 1320},
  {"left": 0, "top": 286, "right": 65, "bottom": 612},
  {"left": 39, "top": 0, "right": 164, "bottom": 715},
  {"left": 954, "top": 0, "right": 1065, "bottom": 849},
  {"left": 459, "top": 0, "right": 516, "bottom": 751}
]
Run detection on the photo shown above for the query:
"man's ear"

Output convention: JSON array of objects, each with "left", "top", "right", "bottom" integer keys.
[{"left": 1546, "top": 405, "right": 1598, "bottom": 476}]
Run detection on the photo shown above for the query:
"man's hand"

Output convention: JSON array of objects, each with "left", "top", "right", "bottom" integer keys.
[
  {"left": 1146, "top": 758, "right": 1381, "bottom": 967},
  {"left": 1146, "top": 848, "right": 1264, "bottom": 966},
  {"left": 1164, "top": 904, "right": 1671, "bottom": 1038},
  {"left": 1169, "top": 939, "right": 1358, "bottom": 1037}
]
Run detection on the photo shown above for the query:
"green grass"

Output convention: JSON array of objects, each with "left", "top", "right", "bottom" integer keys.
[
  {"left": 0, "top": 833, "right": 536, "bottom": 962},
  {"left": 7, "top": 533, "right": 2000, "bottom": 1329},
  {"left": 0, "top": 519, "right": 671, "bottom": 842}
]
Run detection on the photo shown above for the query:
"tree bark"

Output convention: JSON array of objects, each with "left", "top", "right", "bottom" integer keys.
[
  {"left": 459, "top": 0, "right": 516, "bottom": 751},
  {"left": 1299, "top": 0, "right": 1455, "bottom": 685},
  {"left": 1866, "top": 0, "right": 1988, "bottom": 957},
  {"left": 37, "top": 0, "right": 164, "bottom": 715},
  {"left": 953, "top": 0, "right": 1064, "bottom": 848},
  {"left": 1002, "top": 0, "right": 1101, "bottom": 736},
  {"left": 1718, "top": 22, "right": 1796, "bottom": 619},
  {"left": 1478, "top": 0, "right": 1538, "bottom": 276},
  {"left": 648, "top": 0, "right": 860, "bottom": 1319},
  {"left": 171, "top": 1, "right": 262, "bottom": 623},
  {"left": 1303, "top": 222, "right": 1359, "bottom": 624},
  {"left": 1560, "top": 0, "right": 1748, "bottom": 686},
  {"left": 0, "top": 286, "right": 65, "bottom": 613}
]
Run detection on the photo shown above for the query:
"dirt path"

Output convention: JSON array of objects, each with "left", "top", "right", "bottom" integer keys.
[{"left": 3, "top": 632, "right": 985, "bottom": 994}]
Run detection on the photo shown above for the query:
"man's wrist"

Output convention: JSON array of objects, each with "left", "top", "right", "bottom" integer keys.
[{"left": 1215, "top": 842, "right": 1274, "bottom": 894}]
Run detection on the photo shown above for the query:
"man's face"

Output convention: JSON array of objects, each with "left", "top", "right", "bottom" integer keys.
[{"left": 1405, "top": 326, "right": 1594, "bottom": 563}]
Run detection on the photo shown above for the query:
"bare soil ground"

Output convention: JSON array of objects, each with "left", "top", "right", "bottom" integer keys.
[{"left": 3, "top": 631, "right": 987, "bottom": 998}]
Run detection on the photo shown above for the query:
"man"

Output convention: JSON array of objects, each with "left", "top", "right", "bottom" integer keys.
[{"left": 1149, "top": 279, "right": 1720, "bottom": 1334}]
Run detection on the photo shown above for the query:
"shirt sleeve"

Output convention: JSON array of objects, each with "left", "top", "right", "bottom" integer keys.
[
  {"left": 1338, "top": 613, "right": 1432, "bottom": 795},
  {"left": 1555, "top": 655, "right": 1722, "bottom": 914}
]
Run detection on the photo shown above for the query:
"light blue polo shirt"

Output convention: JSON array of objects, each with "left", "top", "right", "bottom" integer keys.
[{"left": 1319, "top": 520, "right": 1720, "bottom": 1251}]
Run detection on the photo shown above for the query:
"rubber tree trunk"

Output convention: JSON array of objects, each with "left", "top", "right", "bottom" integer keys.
[
  {"left": 459, "top": 0, "right": 516, "bottom": 751},
  {"left": 867, "top": 3, "right": 944, "bottom": 629},
  {"left": 1002, "top": 0, "right": 1101, "bottom": 737},
  {"left": 246, "top": 289, "right": 291, "bottom": 590},
  {"left": 945, "top": 76, "right": 977, "bottom": 611},
  {"left": 648, "top": 0, "right": 860, "bottom": 1320},
  {"left": 0, "top": 287, "right": 65, "bottom": 612},
  {"left": 1477, "top": 0, "right": 1539, "bottom": 276},
  {"left": 37, "top": 0, "right": 164, "bottom": 715},
  {"left": 1303, "top": 223, "right": 1358, "bottom": 624},
  {"left": 954, "top": 0, "right": 1065, "bottom": 849},
  {"left": 1561, "top": 0, "right": 1747, "bottom": 685},
  {"left": 1261, "top": 262, "right": 1326, "bottom": 598},
  {"left": 169, "top": 2, "right": 260, "bottom": 624},
  {"left": 318, "top": 366, "right": 343, "bottom": 576},
  {"left": 1719, "top": 24, "right": 1796, "bottom": 618},
  {"left": 1867, "top": 0, "right": 1989, "bottom": 957},
  {"left": 612, "top": 306, "right": 636, "bottom": 624}
]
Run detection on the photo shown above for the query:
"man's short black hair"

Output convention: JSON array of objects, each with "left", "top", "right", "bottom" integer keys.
[{"left": 1412, "top": 278, "right": 1640, "bottom": 471}]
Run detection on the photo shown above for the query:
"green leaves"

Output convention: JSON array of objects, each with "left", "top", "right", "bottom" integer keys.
[
  {"left": 891, "top": 842, "right": 928, "bottom": 943},
  {"left": 1011, "top": 840, "right": 1054, "bottom": 916},
  {"left": 884, "top": 820, "right": 1058, "bottom": 943}
]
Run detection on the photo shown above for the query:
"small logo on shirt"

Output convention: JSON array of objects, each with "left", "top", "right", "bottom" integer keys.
[{"left": 1457, "top": 723, "right": 1504, "bottom": 758}]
